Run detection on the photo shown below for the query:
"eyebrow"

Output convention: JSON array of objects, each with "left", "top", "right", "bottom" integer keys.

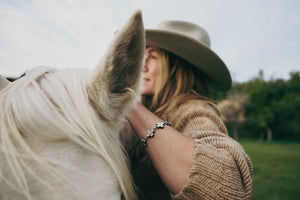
[{"left": 146, "top": 48, "right": 159, "bottom": 54}]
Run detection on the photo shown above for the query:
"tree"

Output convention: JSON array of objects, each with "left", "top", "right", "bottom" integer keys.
[
  {"left": 212, "top": 70, "right": 300, "bottom": 141},
  {"left": 243, "top": 71, "right": 300, "bottom": 141},
  {"left": 218, "top": 92, "right": 249, "bottom": 140}
]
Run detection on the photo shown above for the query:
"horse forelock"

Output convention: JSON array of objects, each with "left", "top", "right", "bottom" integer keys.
[{"left": 0, "top": 66, "right": 135, "bottom": 200}]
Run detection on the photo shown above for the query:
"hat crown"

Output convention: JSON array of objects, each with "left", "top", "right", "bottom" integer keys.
[{"left": 156, "top": 20, "right": 211, "bottom": 48}]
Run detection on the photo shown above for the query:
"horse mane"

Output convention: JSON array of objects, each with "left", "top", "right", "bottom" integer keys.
[{"left": 0, "top": 66, "right": 135, "bottom": 199}]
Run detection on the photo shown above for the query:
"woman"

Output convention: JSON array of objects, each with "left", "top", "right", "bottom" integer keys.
[{"left": 126, "top": 20, "right": 252, "bottom": 199}]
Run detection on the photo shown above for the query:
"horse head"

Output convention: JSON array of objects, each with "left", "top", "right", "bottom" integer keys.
[{"left": 0, "top": 11, "right": 144, "bottom": 200}]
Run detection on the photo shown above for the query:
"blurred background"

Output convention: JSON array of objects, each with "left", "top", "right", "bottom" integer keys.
[
  {"left": 1, "top": 0, "right": 299, "bottom": 199},
  {"left": 212, "top": 70, "right": 300, "bottom": 200}
]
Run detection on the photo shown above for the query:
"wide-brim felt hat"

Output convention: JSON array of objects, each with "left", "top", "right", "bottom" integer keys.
[{"left": 146, "top": 20, "right": 232, "bottom": 91}]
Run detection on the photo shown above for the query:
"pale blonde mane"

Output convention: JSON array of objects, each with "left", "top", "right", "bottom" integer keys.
[
  {"left": 1, "top": 11, "right": 144, "bottom": 200},
  {"left": 0, "top": 66, "right": 136, "bottom": 199}
]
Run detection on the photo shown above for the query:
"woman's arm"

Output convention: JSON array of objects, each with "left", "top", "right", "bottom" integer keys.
[{"left": 126, "top": 100, "right": 195, "bottom": 194}]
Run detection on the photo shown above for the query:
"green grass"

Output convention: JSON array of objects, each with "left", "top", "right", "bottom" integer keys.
[{"left": 240, "top": 141, "right": 300, "bottom": 200}]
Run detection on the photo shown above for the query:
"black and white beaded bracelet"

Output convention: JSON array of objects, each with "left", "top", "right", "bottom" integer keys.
[{"left": 141, "top": 121, "right": 172, "bottom": 147}]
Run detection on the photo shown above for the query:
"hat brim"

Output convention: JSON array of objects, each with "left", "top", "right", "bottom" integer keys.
[{"left": 146, "top": 29, "right": 232, "bottom": 91}]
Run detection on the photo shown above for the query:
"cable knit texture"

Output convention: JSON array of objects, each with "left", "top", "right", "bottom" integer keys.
[
  {"left": 130, "top": 100, "right": 253, "bottom": 200},
  {"left": 168, "top": 100, "right": 253, "bottom": 200}
]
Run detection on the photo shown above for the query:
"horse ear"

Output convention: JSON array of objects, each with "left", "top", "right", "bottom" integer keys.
[
  {"left": 86, "top": 11, "right": 145, "bottom": 112},
  {"left": 0, "top": 75, "right": 11, "bottom": 91}
]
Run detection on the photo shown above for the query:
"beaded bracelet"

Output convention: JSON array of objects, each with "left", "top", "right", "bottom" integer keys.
[{"left": 141, "top": 121, "right": 172, "bottom": 147}]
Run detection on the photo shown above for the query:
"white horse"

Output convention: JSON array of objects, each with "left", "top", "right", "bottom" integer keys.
[{"left": 0, "top": 11, "right": 144, "bottom": 200}]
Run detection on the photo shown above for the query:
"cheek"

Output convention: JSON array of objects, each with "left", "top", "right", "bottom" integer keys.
[
  {"left": 140, "top": 75, "right": 156, "bottom": 95},
  {"left": 150, "top": 64, "right": 159, "bottom": 79},
  {"left": 141, "top": 60, "right": 160, "bottom": 95},
  {"left": 142, "top": 78, "right": 155, "bottom": 93}
]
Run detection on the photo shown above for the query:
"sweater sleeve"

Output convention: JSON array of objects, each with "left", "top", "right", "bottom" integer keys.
[{"left": 169, "top": 101, "right": 253, "bottom": 200}]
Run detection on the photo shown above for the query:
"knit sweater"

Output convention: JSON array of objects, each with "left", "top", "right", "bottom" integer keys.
[{"left": 129, "top": 100, "right": 253, "bottom": 200}]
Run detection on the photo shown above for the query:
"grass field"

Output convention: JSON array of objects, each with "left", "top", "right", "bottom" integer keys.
[{"left": 240, "top": 141, "right": 300, "bottom": 200}]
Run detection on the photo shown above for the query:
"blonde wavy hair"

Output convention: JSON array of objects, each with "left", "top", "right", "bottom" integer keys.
[
  {"left": 130, "top": 49, "right": 217, "bottom": 196},
  {"left": 142, "top": 48, "right": 213, "bottom": 118}
]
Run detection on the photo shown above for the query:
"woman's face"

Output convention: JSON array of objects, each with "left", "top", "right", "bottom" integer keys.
[{"left": 140, "top": 46, "right": 161, "bottom": 95}]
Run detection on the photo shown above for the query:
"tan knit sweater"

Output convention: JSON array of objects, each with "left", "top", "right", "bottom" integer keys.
[{"left": 129, "top": 100, "right": 253, "bottom": 200}]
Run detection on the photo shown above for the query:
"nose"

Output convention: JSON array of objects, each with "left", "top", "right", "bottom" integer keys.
[
  {"left": 143, "top": 55, "right": 149, "bottom": 72},
  {"left": 143, "top": 63, "right": 148, "bottom": 72}
]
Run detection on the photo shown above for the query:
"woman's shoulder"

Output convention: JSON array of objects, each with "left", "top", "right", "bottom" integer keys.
[
  {"left": 166, "top": 99, "right": 221, "bottom": 126},
  {"left": 167, "top": 99, "right": 228, "bottom": 136},
  {"left": 176, "top": 99, "right": 219, "bottom": 116}
]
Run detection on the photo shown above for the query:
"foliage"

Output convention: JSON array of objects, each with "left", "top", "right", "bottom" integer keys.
[
  {"left": 218, "top": 92, "right": 249, "bottom": 123},
  {"left": 212, "top": 71, "right": 300, "bottom": 140},
  {"left": 217, "top": 92, "right": 249, "bottom": 140}
]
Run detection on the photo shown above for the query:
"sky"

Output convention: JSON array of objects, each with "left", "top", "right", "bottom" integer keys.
[{"left": 0, "top": 0, "right": 299, "bottom": 83}]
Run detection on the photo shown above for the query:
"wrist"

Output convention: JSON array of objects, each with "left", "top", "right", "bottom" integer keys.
[
  {"left": 127, "top": 100, "right": 142, "bottom": 120},
  {"left": 141, "top": 121, "right": 172, "bottom": 147}
]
